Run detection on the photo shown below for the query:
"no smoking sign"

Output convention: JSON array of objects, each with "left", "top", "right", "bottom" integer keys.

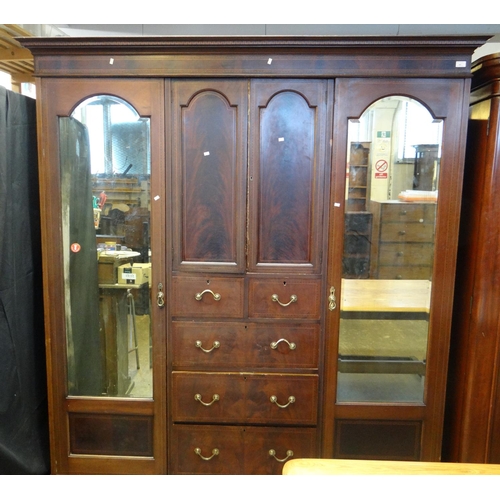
[{"left": 375, "top": 159, "right": 388, "bottom": 172}]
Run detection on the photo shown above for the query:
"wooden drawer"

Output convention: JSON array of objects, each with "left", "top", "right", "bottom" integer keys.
[
  {"left": 381, "top": 203, "right": 436, "bottom": 223},
  {"left": 171, "top": 276, "right": 244, "bottom": 318},
  {"left": 172, "top": 372, "right": 245, "bottom": 423},
  {"left": 171, "top": 424, "right": 244, "bottom": 474},
  {"left": 248, "top": 278, "right": 322, "bottom": 319},
  {"left": 378, "top": 243, "right": 434, "bottom": 266},
  {"left": 171, "top": 322, "right": 319, "bottom": 370},
  {"left": 172, "top": 372, "right": 318, "bottom": 425},
  {"left": 380, "top": 222, "right": 434, "bottom": 243},
  {"left": 170, "top": 424, "right": 317, "bottom": 474}
]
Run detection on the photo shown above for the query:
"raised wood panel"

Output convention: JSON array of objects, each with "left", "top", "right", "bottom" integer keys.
[
  {"left": 248, "top": 79, "right": 328, "bottom": 273},
  {"left": 334, "top": 420, "right": 421, "bottom": 461},
  {"left": 69, "top": 413, "right": 154, "bottom": 457},
  {"left": 172, "top": 80, "right": 247, "bottom": 272}
]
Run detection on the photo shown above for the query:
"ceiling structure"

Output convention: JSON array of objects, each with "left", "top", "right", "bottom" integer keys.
[{"left": 2, "top": 24, "right": 500, "bottom": 89}]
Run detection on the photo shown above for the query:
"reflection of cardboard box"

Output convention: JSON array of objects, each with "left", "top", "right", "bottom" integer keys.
[
  {"left": 98, "top": 256, "right": 133, "bottom": 284},
  {"left": 118, "top": 263, "right": 151, "bottom": 285}
]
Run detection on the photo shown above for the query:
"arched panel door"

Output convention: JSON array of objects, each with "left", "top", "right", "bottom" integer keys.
[
  {"left": 323, "top": 78, "right": 470, "bottom": 461},
  {"left": 171, "top": 80, "right": 248, "bottom": 273},
  {"left": 248, "top": 79, "right": 329, "bottom": 274}
]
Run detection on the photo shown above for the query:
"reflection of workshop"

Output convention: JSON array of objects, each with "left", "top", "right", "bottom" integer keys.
[
  {"left": 338, "top": 97, "right": 441, "bottom": 405},
  {"left": 97, "top": 239, "right": 152, "bottom": 398}
]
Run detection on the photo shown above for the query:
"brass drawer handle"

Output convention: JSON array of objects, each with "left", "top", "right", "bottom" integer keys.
[
  {"left": 195, "top": 340, "right": 221, "bottom": 353},
  {"left": 195, "top": 289, "right": 221, "bottom": 301},
  {"left": 270, "top": 395, "right": 295, "bottom": 408},
  {"left": 271, "top": 294, "right": 297, "bottom": 307},
  {"left": 270, "top": 338, "right": 296, "bottom": 350},
  {"left": 194, "top": 393, "right": 220, "bottom": 406},
  {"left": 269, "top": 449, "right": 294, "bottom": 463},
  {"left": 194, "top": 447, "right": 219, "bottom": 461}
]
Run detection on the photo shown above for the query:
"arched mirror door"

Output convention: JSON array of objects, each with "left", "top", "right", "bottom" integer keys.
[
  {"left": 338, "top": 95, "right": 442, "bottom": 404},
  {"left": 59, "top": 95, "right": 152, "bottom": 398}
]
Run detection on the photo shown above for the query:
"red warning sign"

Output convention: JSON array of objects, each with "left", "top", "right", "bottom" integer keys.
[
  {"left": 70, "top": 243, "right": 81, "bottom": 253},
  {"left": 375, "top": 159, "right": 388, "bottom": 172}
]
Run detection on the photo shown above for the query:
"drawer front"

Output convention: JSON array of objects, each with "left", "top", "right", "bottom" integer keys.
[
  {"left": 172, "top": 372, "right": 318, "bottom": 425},
  {"left": 171, "top": 425, "right": 317, "bottom": 475},
  {"left": 245, "top": 374, "right": 318, "bottom": 425},
  {"left": 172, "top": 322, "right": 245, "bottom": 370},
  {"left": 378, "top": 265, "right": 433, "bottom": 280},
  {"left": 378, "top": 243, "right": 434, "bottom": 266},
  {"left": 244, "top": 426, "right": 318, "bottom": 474},
  {"left": 172, "top": 372, "right": 246, "bottom": 423},
  {"left": 171, "top": 276, "right": 244, "bottom": 318},
  {"left": 381, "top": 203, "right": 436, "bottom": 222},
  {"left": 171, "top": 424, "right": 245, "bottom": 474},
  {"left": 248, "top": 278, "right": 322, "bottom": 319},
  {"left": 380, "top": 222, "right": 434, "bottom": 243},
  {"left": 247, "top": 324, "right": 319, "bottom": 370},
  {"left": 172, "top": 322, "right": 319, "bottom": 370}
]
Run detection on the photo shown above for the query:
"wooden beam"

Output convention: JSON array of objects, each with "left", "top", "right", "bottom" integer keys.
[{"left": 0, "top": 47, "right": 33, "bottom": 61}]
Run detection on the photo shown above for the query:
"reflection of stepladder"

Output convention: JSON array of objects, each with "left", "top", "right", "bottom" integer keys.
[{"left": 127, "top": 289, "right": 140, "bottom": 369}]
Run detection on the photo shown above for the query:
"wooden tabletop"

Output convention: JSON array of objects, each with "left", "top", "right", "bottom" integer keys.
[
  {"left": 282, "top": 458, "right": 500, "bottom": 475},
  {"left": 341, "top": 279, "right": 431, "bottom": 313}
]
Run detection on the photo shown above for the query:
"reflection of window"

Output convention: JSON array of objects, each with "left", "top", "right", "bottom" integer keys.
[
  {"left": 397, "top": 100, "right": 442, "bottom": 161},
  {"left": 72, "top": 96, "right": 150, "bottom": 175}
]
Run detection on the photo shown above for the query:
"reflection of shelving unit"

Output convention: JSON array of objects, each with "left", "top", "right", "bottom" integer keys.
[
  {"left": 343, "top": 211, "right": 372, "bottom": 278},
  {"left": 347, "top": 142, "right": 371, "bottom": 211},
  {"left": 92, "top": 175, "right": 143, "bottom": 205}
]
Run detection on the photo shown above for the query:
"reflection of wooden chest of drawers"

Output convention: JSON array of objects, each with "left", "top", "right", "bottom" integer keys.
[
  {"left": 370, "top": 201, "right": 436, "bottom": 279},
  {"left": 170, "top": 276, "right": 320, "bottom": 474}
]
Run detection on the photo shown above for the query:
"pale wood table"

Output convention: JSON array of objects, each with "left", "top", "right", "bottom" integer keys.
[
  {"left": 341, "top": 279, "right": 431, "bottom": 314},
  {"left": 282, "top": 458, "right": 500, "bottom": 475}
]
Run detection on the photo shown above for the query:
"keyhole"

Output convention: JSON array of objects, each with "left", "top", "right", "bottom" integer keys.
[
  {"left": 283, "top": 281, "right": 287, "bottom": 286},
  {"left": 207, "top": 280, "right": 210, "bottom": 285}
]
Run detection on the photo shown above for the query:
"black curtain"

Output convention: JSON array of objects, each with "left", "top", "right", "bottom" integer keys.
[{"left": 0, "top": 87, "right": 49, "bottom": 473}]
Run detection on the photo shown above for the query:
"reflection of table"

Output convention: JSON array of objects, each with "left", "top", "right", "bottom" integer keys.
[
  {"left": 283, "top": 458, "right": 500, "bottom": 475},
  {"left": 99, "top": 283, "right": 148, "bottom": 396},
  {"left": 341, "top": 279, "right": 431, "bottom": 319}
]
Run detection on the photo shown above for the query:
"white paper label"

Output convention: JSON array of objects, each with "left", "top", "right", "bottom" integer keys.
[
  {"left": 109, "top": 58, "right": 114, "bottom": 65},
  {"left": 122, "top": 272, "right": 137, "bottom": 281},
  {"left": 455, "top": 61, "right": 466, "bottom": 68},
  {"left": 204, "top": 151, "right": 210, "bottom": 156},
  {"left": 278, "top": 137, "right": 285, "bottom": 142},
  {"left": 268, "top": 58, "right": 272, "bottom": 65}
]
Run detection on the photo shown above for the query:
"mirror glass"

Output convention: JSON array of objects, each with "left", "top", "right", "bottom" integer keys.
[
  {"left": 60, "top": 95, "right": 152, "bottom": 398},
  {"left": 337, "top": 96, "right": 442, "bottom": 403}
]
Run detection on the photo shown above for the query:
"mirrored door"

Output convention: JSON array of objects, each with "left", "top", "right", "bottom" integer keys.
[
  {"left": 338, "top": 95, "right": 442, "bottom": 404},
  {"left": 60, "top": 95, "right": 153, "bottom": 398}
]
